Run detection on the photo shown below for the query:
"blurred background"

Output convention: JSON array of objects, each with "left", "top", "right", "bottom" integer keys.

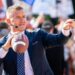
[{"left": 0, "top": 0, "right": 75, "bottom": 25}]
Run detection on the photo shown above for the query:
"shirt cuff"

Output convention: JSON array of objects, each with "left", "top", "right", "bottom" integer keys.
[
  {"left": 62, "top": 29, "right": 71, "bottom": 36},
  {"left": 0, "top": 47, "right": 8, "bottom": 58}
]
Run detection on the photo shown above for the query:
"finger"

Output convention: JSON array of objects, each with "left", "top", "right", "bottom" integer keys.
[
  {"left": 22, "top": 34, "right": 26, "bottom": 41},
  {"left": 66, "top": 20, "right": 75, "bottom": 28},
  {"left": 72, "top": 21, "right": 75, "bottom": 28},
  {"left": 7, "top": 35, "right": 14, "bottom": 45}
]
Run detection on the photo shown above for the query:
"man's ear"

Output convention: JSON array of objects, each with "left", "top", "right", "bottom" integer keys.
[{"left": 5, "top": 18, "right": 11, "bottom": 25}]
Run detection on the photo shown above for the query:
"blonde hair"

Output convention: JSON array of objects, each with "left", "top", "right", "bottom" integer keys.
[
  {"left": 6, "top": 5, "right": 24, "bottom": 19},
  {"left": 6, "top": 1, "right": 30, "bottom": 19}
]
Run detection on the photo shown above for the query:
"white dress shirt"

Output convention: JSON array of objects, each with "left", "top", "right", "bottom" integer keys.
[{"left": 25, "top": 50, "right": 34, "bottom": 75}]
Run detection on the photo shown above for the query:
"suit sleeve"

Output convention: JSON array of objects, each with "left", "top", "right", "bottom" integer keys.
[
  {"left": 39, "top": 29, "right": 71, "bottom": 48},
  {"left": 0, "top": 36, "right": 7, "bottom": 66}
]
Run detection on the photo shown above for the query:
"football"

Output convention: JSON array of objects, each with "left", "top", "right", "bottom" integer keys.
[{"left": 11, "top": 33, "right": 29, "bottom": 53}]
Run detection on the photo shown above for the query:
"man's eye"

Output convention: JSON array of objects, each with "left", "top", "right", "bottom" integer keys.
[
  {"left": 16, "top": 16, "right": 20, "bottom": 18},
  {"left": 15, "top": 16, "right": 26, "bottom": 19},
  {"left": 23, "top": 16, "right": 26, "bottom": 18}
]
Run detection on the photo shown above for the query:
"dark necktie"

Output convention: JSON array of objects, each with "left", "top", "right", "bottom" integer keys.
[{"left": 17, "top": 53, "right": 25, "bottom": 75}]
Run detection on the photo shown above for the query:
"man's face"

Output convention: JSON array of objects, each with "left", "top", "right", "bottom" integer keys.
[{"left": 9, "top": 9, "right": 27, "bottom": 32}]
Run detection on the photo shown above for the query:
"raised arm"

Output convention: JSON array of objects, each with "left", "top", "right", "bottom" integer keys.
[{"left": 0, "top": 35, "right": 13, "bottom": 59}]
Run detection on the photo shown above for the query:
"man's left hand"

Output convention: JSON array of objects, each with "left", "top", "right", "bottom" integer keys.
[{"left": 63, "top": 19, "right": 75, "bottom": 30}]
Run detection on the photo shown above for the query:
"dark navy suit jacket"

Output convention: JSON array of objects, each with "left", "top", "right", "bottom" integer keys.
[{"left": 0, "top": 29, "right": 70, "bottom": 75}]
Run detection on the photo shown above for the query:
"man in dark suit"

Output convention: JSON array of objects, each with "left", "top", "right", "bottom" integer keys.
[{"left": 0, "top": 4, "right": 74, "bottom": 75}]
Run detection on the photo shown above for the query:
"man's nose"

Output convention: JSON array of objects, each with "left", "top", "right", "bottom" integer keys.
[{"left": 19, "top": 17, "right": 26, "bottom": 21}]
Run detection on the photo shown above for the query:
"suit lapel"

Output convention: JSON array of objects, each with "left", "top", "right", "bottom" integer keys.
[{"left": 25, "top": 31, "right": 37, "bottom": 75}]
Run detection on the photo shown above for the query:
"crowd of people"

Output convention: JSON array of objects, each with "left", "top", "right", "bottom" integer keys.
[{"left": 0, "top": 1, "right": 75, "bottom": 75}]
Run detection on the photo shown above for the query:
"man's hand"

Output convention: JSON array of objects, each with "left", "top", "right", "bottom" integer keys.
[
  {"left": 63, "top": 19, "right": 75, "bottom": 30},
  {"left": 11, "top": 34, "right": 29, "bottom": 53},
  {"left": 2, "top": 35, "right": 13, "bottom": 51}
]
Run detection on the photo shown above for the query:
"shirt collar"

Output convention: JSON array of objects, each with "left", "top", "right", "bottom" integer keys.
[{"left": 8, "top": 31, "right": 24, "bottom": 38}]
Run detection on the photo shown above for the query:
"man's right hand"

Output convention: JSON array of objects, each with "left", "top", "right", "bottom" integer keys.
[
  {"left": 11, "top": 34, "right": 29, "bottom": 53},
  {"left": 2, "top": 35, "right": 14, "bottom": 51}
]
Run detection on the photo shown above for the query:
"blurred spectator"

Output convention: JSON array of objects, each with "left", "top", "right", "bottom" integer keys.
[
  {"left": 0, "top": 9, "right": 6, "bottom": 22},
  {"left": 30, "top": 14, "right": 45, "bottom": 29},
  {"left": 6, "top": 0, "right": 13, "bottom": 7},
  {"left": 64, "top": 44, "right": 70, "bottom": 75},
  {"left": 42, "top": 21, "right": 54, "bottom": 33},
  {"left": 65, "top": 28, "right": 75, "bottom": 75},
  {"left": 55, "top": 17, "right": 66, "bottom": 32},
  {"left": 55, "top": 17, "right": 70, "bottom": 75},
  {"left": 0, "top": 63, "right": 3, "bottom": 75},
  {"left": 0, "top": 22, "right": 10, "bottom": 75},
  {"left": 0, "top": 22, "right": 10, "bottom": 38}
]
